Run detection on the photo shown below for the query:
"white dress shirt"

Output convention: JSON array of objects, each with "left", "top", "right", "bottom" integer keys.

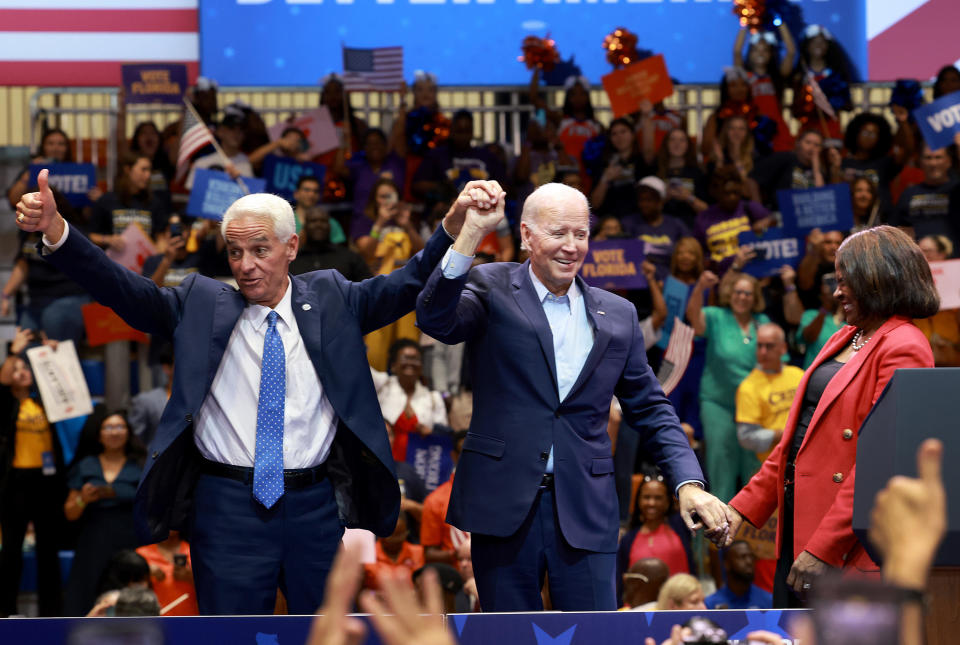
[
  {"left": 193, "top": 279, "right": 337, "bottom": 468},
  {"left": 371, "top": 368, "right": 448, "bottom": 429}
]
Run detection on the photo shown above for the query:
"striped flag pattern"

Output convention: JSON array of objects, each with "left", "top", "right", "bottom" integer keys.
[
  {"left": 341, "top": 46, "right": 404, "bottom": 92},
  {"left": 657, "top": 317, "right": 695, "bottom": 397},
  {"left": 0, "top": 0, "right": 199, "bottom": 86},
  {"left": 176, "top": 104, "right": 214, "bottom": 180},
  {"left": 806, "top": 71, "right": 838, "bottom": 121}
]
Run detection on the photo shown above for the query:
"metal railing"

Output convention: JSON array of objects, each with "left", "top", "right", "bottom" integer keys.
[{"left": 24, "top": 81, "right": 924, "bottom": 192}]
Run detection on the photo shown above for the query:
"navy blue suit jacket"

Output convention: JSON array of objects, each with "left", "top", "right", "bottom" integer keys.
[
  {"left": 415, "top": 261, "right": 704, "bottom": 553},
  {"left": 43, "top": 224, "right": 453, "bottom": 544}
]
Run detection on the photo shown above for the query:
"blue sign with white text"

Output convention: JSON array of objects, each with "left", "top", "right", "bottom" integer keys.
[
  {"left": 914, "top": 90, "right": 960, "bottom": 151},
  {"left": 199, "top": 0, "right": 865, "bottom": 86},
  {"left": 777, "top": 184, "right": 854, "bottom": 234},
  {"left": 738, "top": 229, "right": 805, "bottom": 278},
  {"left": 262, "top": 156, "right": 326, "bottom": 202},
  {"left": 186, "top": 169, "right": 266, "bottom": 220},
  {"left": 656, "top": 275, "right": 691, "bottom": 350},
  {"left": 407, "top": 433, "right": 454, "bottom": 493},
  {"left": 29, "top": 163, "right": 96, "bottom": 208}
]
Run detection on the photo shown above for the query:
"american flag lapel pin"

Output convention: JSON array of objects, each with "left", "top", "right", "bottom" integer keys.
[{"left": 597, "top": 310, "right": 605, "bottom": 315}]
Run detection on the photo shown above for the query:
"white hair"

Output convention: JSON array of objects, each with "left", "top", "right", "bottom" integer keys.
[
  {"left": 519, "top": 183, "right": 591, "bottom": 251},
  {"left": 221, "top": 193, "right": 296, "bottom": 243}
]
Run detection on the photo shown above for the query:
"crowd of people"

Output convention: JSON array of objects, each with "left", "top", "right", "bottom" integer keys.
[{"left": 0, "top": 23, "right": 956, "bottom": 633}]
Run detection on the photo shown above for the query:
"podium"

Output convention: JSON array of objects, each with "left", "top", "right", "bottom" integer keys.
[{"left": 852, "top": 368, "right": 960, "bottom": 645}]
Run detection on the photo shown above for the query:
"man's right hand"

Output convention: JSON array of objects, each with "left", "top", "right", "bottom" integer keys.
[
  {"left": 16, "top": 168, "right": 65, "bottom": 243},
  {"left": 446, "top": 181, "right": 505, "bottom": 255}
]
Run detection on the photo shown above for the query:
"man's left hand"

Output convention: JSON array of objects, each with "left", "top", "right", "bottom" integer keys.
[
  {"left": 442, "top": 180, "right": 504, "bottom": 239},
  {"left": 677, "top": 483, "right": 734, "bottom": 547},
  {"left": 786, "top": 550, "right": 830, "bottom": 599}
]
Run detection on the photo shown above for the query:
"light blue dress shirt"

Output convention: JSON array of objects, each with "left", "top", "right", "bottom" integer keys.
[{"left": 441, "top": 248, "right": 595, "bottom": 472}]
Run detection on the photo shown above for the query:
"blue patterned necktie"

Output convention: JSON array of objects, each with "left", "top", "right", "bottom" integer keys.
[{"left": 254, "top": 310, "right": 285, "bottom": 508}]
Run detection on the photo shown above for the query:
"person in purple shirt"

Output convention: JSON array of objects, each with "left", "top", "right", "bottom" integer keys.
[
  {"left": 694, "top": 167, "right": 773, "bottom": 276},
  {"left": 348, "top": 128, "right": 406, "bottom": 224},
  {"left": 623, "top": 176, "right": 691, "bottom": 282},
  {"left": 704, "top": 541, "right": 772, "bottom": 609}
]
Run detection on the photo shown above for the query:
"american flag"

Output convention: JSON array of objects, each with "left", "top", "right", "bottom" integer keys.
[
  {"left": 806, "top": 71, "right": 838, "bottom": 121},
  {"left": 176, "top": 102, "right": 214, "bottom": 180},
  {"left": 342, "top": 46, "right": 404, "bottom": 92},
  {"left": 656, "top": 318, "right": 695, "bottom": 397},
  {"left": 0, "top": 0, "right": 199, "bottom": 86}
]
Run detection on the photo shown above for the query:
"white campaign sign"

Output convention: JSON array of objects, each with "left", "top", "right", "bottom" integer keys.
[
  {"left": 26, "top": 340, "right": 94, "bottom": 423},
  {"left": 929, "top": 259, "right": 960, "bottom": 311}
]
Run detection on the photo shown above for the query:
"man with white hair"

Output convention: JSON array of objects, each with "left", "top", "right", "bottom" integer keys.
[
  {"left": 416, "top": 182, "right": 733, "bottom": 611},
  {"left": 14, "top": 169, "right": 503, "bottom": 615}
]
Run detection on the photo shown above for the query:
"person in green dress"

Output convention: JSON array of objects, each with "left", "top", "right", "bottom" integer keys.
[{"left": 796, "top": 272, "right": 844, "bottom": 369}]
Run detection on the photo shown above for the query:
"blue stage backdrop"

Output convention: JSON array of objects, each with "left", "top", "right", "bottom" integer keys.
[{"left": 200, "top": 0, "right": 865, "bottom": 86}]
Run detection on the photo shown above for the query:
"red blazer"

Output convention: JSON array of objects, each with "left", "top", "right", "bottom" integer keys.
[{"left": 730, "top": 317, "right": 933, "bottom": 572}]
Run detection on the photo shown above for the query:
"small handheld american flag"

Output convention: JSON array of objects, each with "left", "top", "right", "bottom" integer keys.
[
  {"left": 175, "top": 99, "right": 215, "bottom": 180},
  {"left": 342, "top": 46, "right": 404, "bottom": 92}
]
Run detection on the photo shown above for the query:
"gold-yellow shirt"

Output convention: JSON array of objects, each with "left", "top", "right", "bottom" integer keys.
[
  {"left": 736, "top": 365, "right": 804, "bottom": 461},
  {"left": 12, "top": 398, "right": 53, "bottom": 469}
]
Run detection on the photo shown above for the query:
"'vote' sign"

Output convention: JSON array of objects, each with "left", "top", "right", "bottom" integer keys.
[
  {"left": 29, "top": 163, "right": 97, "bottom": 207},
  {"left": 914, "top": 90, "right": 960, "bottom": 151}
]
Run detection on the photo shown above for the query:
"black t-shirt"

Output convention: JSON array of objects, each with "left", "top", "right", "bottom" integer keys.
[
  {"left": 594, "top": 154, "right": 652, "bottom": 218},
  {"left": 890, "top": 180, "right": 959, "bottom": 251},
  {"left": 788, "top": 357, "right": 845, "bottom": 469},
  {"left": 842, "top": 155, "right": 902, "bottom": 211},
  {"left": 16, "top": 231, "right": 87, "bottom": 303},
  {"left": 89, "top": 190, "right": 171, "bottom": 238},
  {"left": 412, "top": 144, "right": 506, "bottom": 197},
  {"left": 662, "top": 165, "right": 708, "bottom": 230},
  {"left": 750, "top": 152, "right": 818, "bottom": 209}
]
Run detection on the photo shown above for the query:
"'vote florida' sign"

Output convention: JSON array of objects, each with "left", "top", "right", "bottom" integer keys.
[
  {"left": 29, "top": 163, "right": 96, "bottom": 208},
  {"left": 737, "top": 229, "right": 805, "bottom": 278},
  {"left": 578, "top": 239, "right": 647, "bottom": 290},
  {"left": 914, "top": 90, "right": 960, "bottom": 151},
  {"left": 186, "top": 169, "right": 266, "bottom": 220},
  {"left": 121, "top": 63, "right": 188, "bottom": 104}
]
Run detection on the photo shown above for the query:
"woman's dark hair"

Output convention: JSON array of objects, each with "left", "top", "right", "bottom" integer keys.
[
  {"left": 708, "top": 165, "right": 744, "bottom": 199},
  {"left": 835, "top": 225, "right": 940, "bottom": 321},
  {"left": 35, "top": 127, "right": 74, "bottom": 163},
  {"left": 387, "top": 338, "right": 422, "bottom": 374},
  {"left": 130, "top": 120, "right": 174, "bottom": 181},
  {"left": 744, "top": 38, "right": 785, "bottom": 100},
  {"left": 796, "top": 31, "right": 856, "bottom": 83},
  {"left": 933, "top": 65, "right": 960, "bottom": 100},
  {"left": 602, "top": 117, "right": 639, "bottom": 163},
  {"left": 656, "top": 128, "right": 698, "bottom": 178},
  {"left": 562, "top": 81, "right": 595, "bottom": 121},
  {"left": 363, "top": 127, "right": 387, "bottom": 147},
  {"left": 280, "top": 126, "right": 305, "bottom": 140},
  {"left": 849, "top": 176, "right": 877, "bottom": 208},
  {"left": 72, "top": 406, "right": 146, "bottom": 466},
  {"left": 97, "top": 550, "right": 150, "bottom": 596},
  {"left": 114, "top": 151, "right": 152, "bottom": 206},
  {"left": 719, "top": 72, "right": 753, "bottom": 107},
  {"left": 363, "top": 177, "right": 401, "bottom": 222},
  {"left": 843, "top": 113, "right": 893, "bottom": 159},
  {"left": 627, "top": 471, "right": 672, "bottom": 530}
]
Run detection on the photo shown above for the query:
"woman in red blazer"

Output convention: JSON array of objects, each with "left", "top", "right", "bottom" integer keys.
[{"left": 727, "top": 226, "right": 940, "bottom": 608}]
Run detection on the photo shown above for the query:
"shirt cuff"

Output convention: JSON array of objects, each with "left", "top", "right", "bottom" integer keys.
[
  {"left": 42, "top": 220, "right": 70, "bottom": 251},
  {"left": 440, "top": 246, "right": 474, "bottom": 279},
  {"left": 675, "top": 479, "right": 704, "bottom": 496}
]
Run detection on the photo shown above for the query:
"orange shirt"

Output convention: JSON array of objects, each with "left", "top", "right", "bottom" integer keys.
[
  {"left": 420, "top": 476, "right": 468, "bottom": 555},
  {"left": 363, "top": 541, "right": 425, "bottom": 590},
  {"left": 136, "top": 542, "right": 199, "bottom": 616}
]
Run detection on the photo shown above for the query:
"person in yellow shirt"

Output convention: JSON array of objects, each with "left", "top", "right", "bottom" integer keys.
[
  {"left": 0, "top": 327, "right": 65, "bottom": 617},
  {"left": 733, "top": 322, "right": 802, "bottom": 593}
]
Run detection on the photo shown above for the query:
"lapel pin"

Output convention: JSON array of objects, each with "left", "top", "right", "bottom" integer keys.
[
  {"left": 597, "top": 310, "right": 606, "bottom": 315},
  {"left": 301, "top": 303, "right": 312, "bottom": 311}
]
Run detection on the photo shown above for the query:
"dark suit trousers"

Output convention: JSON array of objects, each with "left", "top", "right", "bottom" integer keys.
[
  {"left": 190, "top": 471, "right": 343, "bottom": 615},
  {"left": 471, "top": 484, "right": 616, "bottom": 611}
]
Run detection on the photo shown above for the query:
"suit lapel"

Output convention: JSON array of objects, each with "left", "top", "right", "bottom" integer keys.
[
  {"left": 799, "top": 317, "right": 907, "bottom": 454},
  {"left": 290, "top": 275, "right": 324, "bottom": 362},
  {"left": 511, "top": 262, "right": 559, "bottom": 399},
  {"left": 565, "top": 279, "right": 610, "bottom": 401},
  {"left": 207, "top": 286, "right": 246, "bottom": 390}
]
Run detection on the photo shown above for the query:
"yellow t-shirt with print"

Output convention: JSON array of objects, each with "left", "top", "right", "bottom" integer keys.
[
  {"left": 12, "top": 398, "right": 53, "bottom": 469},
  {"left": 735, "top": 365, "right": 804, "bottom": 461}
]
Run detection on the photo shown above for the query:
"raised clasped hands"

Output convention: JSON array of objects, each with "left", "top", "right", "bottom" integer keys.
[{"left": 443, "top": 180, "right": 505, "bottom": 239}]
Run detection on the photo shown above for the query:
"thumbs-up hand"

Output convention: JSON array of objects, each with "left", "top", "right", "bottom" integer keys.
[
  {"left": 869, "top": 438, "right": 947, "bottom": 589},
  {"left": 15, "top": 168, "right": 65, "bottom": 242}
]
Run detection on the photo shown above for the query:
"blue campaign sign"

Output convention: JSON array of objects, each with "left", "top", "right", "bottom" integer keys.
[
  {"left": 121, "top": 63, "right": 188, "bottom": 104},
  {"left": 29, "top": 163, "right": 96, "bottom": 208},
  {"left": 262, "top": 155, "right": 326, "bottom": 202},
  {"left": 738, "top": 229, "right": 805, "bottom": 278},
  {"left": 407, "top": 432, "right": 454, "bottom": 493},
  {"left": 186, "top": 169, "right": 267, "bottom": 220},
  {"left": 777, "top": 184, "right": 854, "bottom": 234},
  {"left": 656, "top": 275, "right": 691, "bottom": 351},
  {"left": 579, "top": 239, "right": 647, "bottom": 290},
  {"left": 914, "top": 90, "right": 960, "bottom": 151},
  {"left": 199, "top": 0, "right": 864, "bottom": 86}
]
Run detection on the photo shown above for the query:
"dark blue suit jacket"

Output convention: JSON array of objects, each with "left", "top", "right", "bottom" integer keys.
[
  {"left": 415, "top": 261, "right": 704, "bottom": 553},
  {"left": 43, "top": 224, "right": 453, "bottom": 544}
]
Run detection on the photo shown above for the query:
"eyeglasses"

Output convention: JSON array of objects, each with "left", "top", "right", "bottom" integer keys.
[
  {"left": 732, "top": 290, "right": 754, "bottom": 297},
  {"left": 102, "top": 423, "right": 127, "bottom": 432},
  {"left": 756, "top": 342, "right": 781, "bottom": 350}
]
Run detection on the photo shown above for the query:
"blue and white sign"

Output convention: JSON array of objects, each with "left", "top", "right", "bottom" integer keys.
[
  {"left": 29, "top": 163, "right": 96, "bottom": 208},
  {"left": 262, "top": 156, "right": 326, "bottom": 202},
  {"left": 199, "top": 0, "right": 865, "bottom": 86},
  {"left": 914, "top": 90, "right": 960, "bottom": 151},
  {"left": 407, "top": 433, "right": 454, "bottom": 493},
  {"left": 186, "top": 169, "right": 266, "bottom": 220},
  {"left": 738, "top": 229, "right": 805, "bottom": 278},
  {"left": 656, "top": 275, "right": 691, "bottom": 351},
  {"left": 777, "top": 184, "right": 854, "bottom": 234}
]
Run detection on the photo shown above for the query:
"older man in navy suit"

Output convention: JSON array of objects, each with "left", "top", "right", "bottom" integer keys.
[
  {"left": 15, "top": 169, "right": 504, "bottom": 615},
  {"left": 416, "top": 183, "right": 734, "bottom": 611}
]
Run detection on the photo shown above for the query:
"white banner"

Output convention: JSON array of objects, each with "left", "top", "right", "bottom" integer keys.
[
  {"left": 26, "top": 340, "right": 94, "bottom": 423},
  {"left": 929, "top": 259, "right": 960, "bottom": 311}
]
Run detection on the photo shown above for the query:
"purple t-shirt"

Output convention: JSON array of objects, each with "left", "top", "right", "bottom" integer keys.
[
  {"left": 622, "top": 214, "right": 691, "bottom": 282},
  {"left": 693, "top": 200, "right": 769, "bottom": 274},
  {"left": 348, "top": 152, "right": 406, "bottom": 221}
]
